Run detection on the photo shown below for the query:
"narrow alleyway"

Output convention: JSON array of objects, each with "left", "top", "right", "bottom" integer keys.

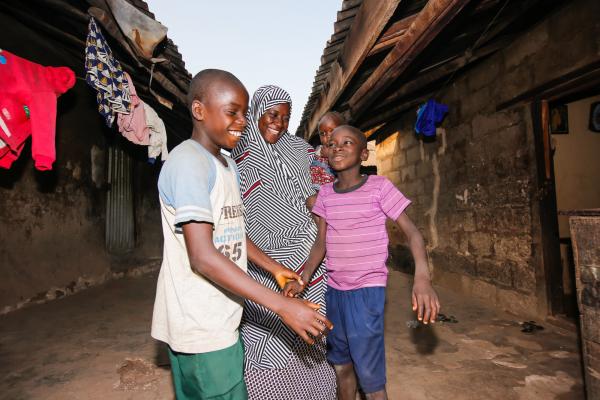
[{"left": 0, "top": 269, "right": 584, "bottom": 400}]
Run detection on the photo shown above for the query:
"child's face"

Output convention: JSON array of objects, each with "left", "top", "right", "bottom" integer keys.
[
  {"left": 192, "top": 82, "right": 249, "bottom": 150},
  {"left": 258, "top": 103, "right": 290, "bottom": 145},
  {"left": 318, "top": 117, "right": 338, "bottom": 147},
  {"left": 327, "top": 128, "right": 368, "bottom": 172}
]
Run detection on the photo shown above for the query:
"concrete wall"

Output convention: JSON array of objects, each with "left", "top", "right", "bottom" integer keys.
[
  {"left": 376, "top": 0, "right": 600, "bottom": 317},
  {"left": 0, "top": 13, "right": 163, "bottom": 312}
]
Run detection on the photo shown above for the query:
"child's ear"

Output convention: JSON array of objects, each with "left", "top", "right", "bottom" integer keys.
[
  {"left": 361, "top": 148, "right": 369, "bottom": 161},
  {"left": 191, "top": 99, "right": 205, "bottom": 122}
]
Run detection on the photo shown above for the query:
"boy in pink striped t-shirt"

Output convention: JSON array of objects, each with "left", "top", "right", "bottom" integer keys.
[{"left": 285, "top": 125, "right": 440, "bottom": 400}]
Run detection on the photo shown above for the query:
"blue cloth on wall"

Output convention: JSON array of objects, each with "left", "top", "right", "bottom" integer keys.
[{"left": 415, "top": 99, "right": 448, "bottom": 137}]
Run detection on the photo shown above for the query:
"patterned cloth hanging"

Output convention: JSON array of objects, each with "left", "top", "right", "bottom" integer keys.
[{"left": 85, "top": 17, "right": 131, "bottom": 127}]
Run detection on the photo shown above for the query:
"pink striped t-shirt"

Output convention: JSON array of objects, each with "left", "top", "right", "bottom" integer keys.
[{"left": 312, "top": 175, "right": 411, "bottom": 290}]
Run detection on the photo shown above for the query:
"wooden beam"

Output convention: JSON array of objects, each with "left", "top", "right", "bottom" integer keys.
[
  {"left": 357, "top": 36, "right": 513, "bottom": 131},
  {"left": 368, "top": 14, "right": 417, "bottom": 57},
  {"left": 301, "top": 0, "right": 401, "bottom": 139},
  {"left": 341, "top": 0, "right": 363, "bottom": 11},
  {"left": 348, "top": 0, "right": 472, "bottom": 119},
  {"left": 497, "top": 59, "right": 600, "bottom": 110},
  {"left": 377, "top": 34, "right": 510, "bottom": 108},
  {"left": 541, "top": 100, "right": 551, "bottom": 180},
  {"left": 367, "top": 0, "right": 512, "bottom": 59}
]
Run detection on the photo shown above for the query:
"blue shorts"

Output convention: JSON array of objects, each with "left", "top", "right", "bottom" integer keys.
[{"left": 326, "top": 286, "right": 386, "bottom": 394}]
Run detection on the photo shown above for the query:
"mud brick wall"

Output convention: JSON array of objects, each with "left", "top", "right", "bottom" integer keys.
[
  {"left": 377, "top": 0, "right": 600, "bottom": 316},
  {"left": 0, "top": 13, "right": 163, "bottom": 313},
  {"left": 570, "top": 216, "right": 600, "bottom": 398}
]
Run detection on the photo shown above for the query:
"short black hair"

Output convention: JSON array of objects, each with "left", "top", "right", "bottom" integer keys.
[
  {"left": 319, "top": 111, "right": 346, "bottom": 126},
  {"left": 187, "top": 69, "right": 245, "bottom": 107},
  {"left": 333, "top": 125, "right": 367, "bottom": 149}
]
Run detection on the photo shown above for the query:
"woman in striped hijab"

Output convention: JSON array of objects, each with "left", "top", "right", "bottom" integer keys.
[{"left": 231, "top": 85, "right": 336, "bottom": 399}]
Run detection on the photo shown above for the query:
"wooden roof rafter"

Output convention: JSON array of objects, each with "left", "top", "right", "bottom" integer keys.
[
  {"left": 348, "top": 0, "right": 473, "bottom": 120},
  {"left": 297, "top": 0, "right": 401, "bottom": 139}
]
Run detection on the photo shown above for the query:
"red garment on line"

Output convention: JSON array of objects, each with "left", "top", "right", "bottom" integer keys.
[{"left": 0, "top": 50, "right": 75, "bottom": 170}]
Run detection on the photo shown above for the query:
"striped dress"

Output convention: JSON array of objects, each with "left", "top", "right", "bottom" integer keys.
[{"left": 231, "top": 85, "right": 336, "bottom": 399}]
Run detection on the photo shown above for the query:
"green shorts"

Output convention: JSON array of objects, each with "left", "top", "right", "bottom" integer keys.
[{"left": 168, "top": 339, "right": 247, "bottom": 400}]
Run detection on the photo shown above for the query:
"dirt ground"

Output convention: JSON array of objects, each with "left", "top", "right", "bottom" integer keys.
[{"left": 0, "top": 270, "right": 585, "bottom": 399}]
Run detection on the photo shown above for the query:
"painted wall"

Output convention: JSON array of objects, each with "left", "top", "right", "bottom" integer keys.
[{"left": 376, "top": 0, "right": 600, "bottom": 316}]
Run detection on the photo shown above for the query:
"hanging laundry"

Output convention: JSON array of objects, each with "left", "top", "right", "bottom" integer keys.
[
  {"left": 116, "top": 72, "right": 149, "bottom": 145},
  {"left": 0, "top": 97, "right": 29, "bottom": 163},
  {"left": 143, "top": 102, "right": 168, "bottom": 162},
  {"left": 0, "top": 49, "right": 75, "bottom": 170},
  {"left": 415, "top": 99, "right": 448, "bottom": 137},
  {"left": 85, "top": 17, "right": 131, "bottom": 128}
]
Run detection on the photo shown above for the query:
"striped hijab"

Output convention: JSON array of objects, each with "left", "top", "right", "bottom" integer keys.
[
  {"left": 231, "top": 85, "right": 316, "bottom": 249},
  {"left": 231, "top": 85, "right": 328, "bottom": 369}
]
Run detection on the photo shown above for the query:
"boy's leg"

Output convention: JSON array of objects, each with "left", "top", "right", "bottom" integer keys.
[
  {"left": 346, "top": 287, "right": 387, "bottom": 396},
  {"left": 365, "top": 389, "right": 388, "bottom": 400},
  {"left": 167, "top": 339, "right": 247, "bottom": 400},
  {"left": 326, "top": 287, "right": 357, "bottom": 400},
  {"left": 333, "top": 362, "right": 358, "bottom": 400}
]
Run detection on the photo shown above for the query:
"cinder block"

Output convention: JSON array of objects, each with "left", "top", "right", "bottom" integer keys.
[
  {"left": 476, "top": 258, "right": 513, "bottom": 287},
  {"left": 469, "top": 232, "right": 493, "bottom": 256},
  {"left": 467, "top": 58, "right": 501, "bottom": 91},
  {"left": 400, "top": 164, "right": 416, "bottom": 183},
  {"left": 406, "top": 146, "right": 422, "bottom": 165}
]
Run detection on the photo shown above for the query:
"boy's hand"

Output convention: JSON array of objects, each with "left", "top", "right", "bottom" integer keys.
[
  {"left": 305, "top": 194, "right": 317, "bottom": 212},
  {"left": 278, "top": 299, "right": 333, "bottom": 345},
  {"left": 412, "top": 277, "right": 440, "bottom": 324},
  {"left": 283, "top": 280, "right": 306, "bottom": 297},
  {"left": 273, "top": 266, "right": 303, "bottom": 290}
]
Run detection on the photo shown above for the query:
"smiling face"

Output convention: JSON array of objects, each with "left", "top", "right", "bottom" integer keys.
[
  {"left": 257, "top": 103, "right": 291, "bottom": 145},
  {"left": 191, "top": 80, "right": 249, "bottom": 151},
  {"left": 327, "top": 126, "right": 368, "bottom": 172}
]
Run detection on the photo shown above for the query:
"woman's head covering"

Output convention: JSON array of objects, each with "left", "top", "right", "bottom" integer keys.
[
  {"left": 249, "top": 85, "right": 292, "bottom": 125},
  {"left": 234, "top": 85, "right": 292, "bottom": 154},
  {"left": 231, "top": 83, "right": 315, "bottom": 224}
]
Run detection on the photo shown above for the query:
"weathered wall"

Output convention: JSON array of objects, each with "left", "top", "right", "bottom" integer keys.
[
  {"left": 377, "top": 0, "right": 600, "bottom": 317},
  {"left": 569, "top": 216, "right": 600, "bottom": 398},
  {"left": 0, "top": 13, "right": 163, "bottom": 312}
]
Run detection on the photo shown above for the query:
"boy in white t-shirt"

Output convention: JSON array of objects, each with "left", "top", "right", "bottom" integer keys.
[{"left": 151, "top": 69, "right": 332, "bottom": 399}]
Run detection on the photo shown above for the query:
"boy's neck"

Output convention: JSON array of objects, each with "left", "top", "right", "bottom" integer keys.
[
  {"left": 190, "top": 129, "right": 227, "bottom": 165},
  {"left": 334, "top": 167, "right": 363, "bottom": 191}
]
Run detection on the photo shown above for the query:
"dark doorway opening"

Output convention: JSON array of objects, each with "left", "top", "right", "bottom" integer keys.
[{"left": 532, "top": 86, "right": 600, "bottom": 318}]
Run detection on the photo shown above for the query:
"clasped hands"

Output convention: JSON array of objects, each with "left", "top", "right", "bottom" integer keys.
[{"left": 272, "top": 266, "right": 332, "bottom": 343}]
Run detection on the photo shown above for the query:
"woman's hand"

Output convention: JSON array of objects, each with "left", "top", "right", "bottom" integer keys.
[{"left": 273, "top": 266, "right": 303, "bottom": 290}]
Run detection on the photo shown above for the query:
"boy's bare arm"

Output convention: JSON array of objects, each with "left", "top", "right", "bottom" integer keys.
[
  {"left": 283, "top": 216, "right": 327, "bottom": 297},
  {"left": 395, "top": 213, "right": 440, "bottom": 324},
  {"left": 183, "top": 222, "right": 332, "bottom": 344},
  {"left": 246, "top": 235, "right": 303, "bottom": 289},
  {"left": 305, "top": 194, "right": 317, "bottom": 212}
]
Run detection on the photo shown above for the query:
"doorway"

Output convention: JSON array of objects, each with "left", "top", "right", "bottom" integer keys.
[
  {"left": 533, "top": 92, "right": 600, "bottom": 318},
  {"left": 552, "top": 95, "right": 600, "bottom": 317}
]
